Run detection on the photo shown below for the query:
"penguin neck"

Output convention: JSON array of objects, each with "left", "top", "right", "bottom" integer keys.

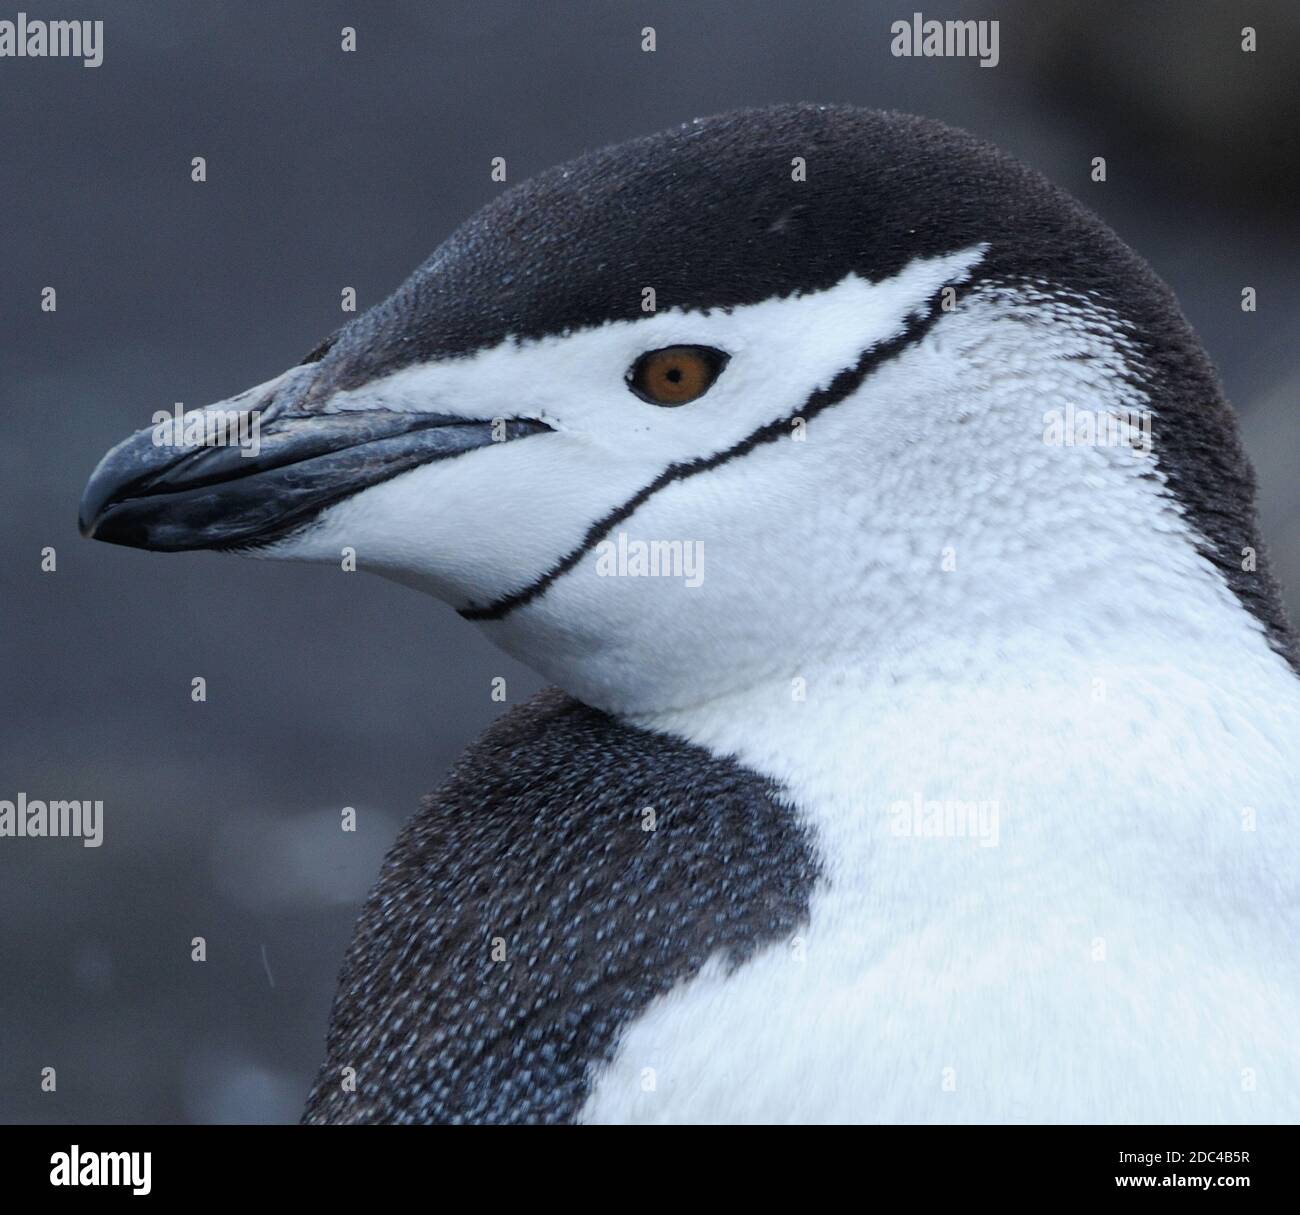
[
  {"left": 632, "top": 580, "right": 1299, "bottom": 786},
  {"left": 630, "top": 590, "right": 1300, "bottom": 906}
]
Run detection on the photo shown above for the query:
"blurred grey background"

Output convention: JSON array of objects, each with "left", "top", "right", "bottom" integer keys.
[{"left": 1, "top": 0, "right": 1297, "bottom": 1123}]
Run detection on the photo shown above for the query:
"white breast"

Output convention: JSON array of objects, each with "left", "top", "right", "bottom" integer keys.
[{"left": 580, "top": 633, "right": 1300, "bottom": 1123}]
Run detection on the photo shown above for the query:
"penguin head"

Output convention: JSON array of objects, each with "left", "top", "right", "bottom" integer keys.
[{"left": 81, "top": 106, "right": 1280, "bottom": 714}]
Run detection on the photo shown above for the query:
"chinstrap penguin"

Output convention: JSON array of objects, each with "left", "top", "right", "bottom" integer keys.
[{"left": 81, "top": 105, "right": 1300, "bottom": 1124}]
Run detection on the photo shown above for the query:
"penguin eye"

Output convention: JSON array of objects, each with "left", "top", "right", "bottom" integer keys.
[{"left": 627, "top": 345, "right": 729, "bottom": 406}]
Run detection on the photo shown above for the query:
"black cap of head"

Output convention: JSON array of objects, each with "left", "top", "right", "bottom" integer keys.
[{"left": 321, "top": 105, "right": 1163, "bottom": 387}]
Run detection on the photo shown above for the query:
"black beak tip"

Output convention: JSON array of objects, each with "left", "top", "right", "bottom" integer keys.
[
  {"left": 78, "top": 433, "right": 172, "bottom": 549},
  {"left": 78, "top": 453, "right": 130, "bottom": 543},
  {"left": 78, "top": 466, "right": 111, "bottom": 541},
  {"left": 77, "top": 427, "right": 186, "bottom": 549}
]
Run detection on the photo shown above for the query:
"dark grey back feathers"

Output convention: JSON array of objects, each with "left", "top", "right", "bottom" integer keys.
[{"left": 302, "top": 688, "right": 818, "bottom": 1124}]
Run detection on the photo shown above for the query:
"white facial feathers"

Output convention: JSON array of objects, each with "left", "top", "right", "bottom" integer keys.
[{"left": 258, "top": 247, "right": 987, "bottom": 614}]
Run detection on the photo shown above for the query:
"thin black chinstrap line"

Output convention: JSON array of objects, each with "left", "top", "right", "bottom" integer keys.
[{"left": 459, "top": 288, "right": 953, "bottom": 623}]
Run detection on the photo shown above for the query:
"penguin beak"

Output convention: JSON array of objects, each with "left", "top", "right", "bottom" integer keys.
[{"left": 79, "top": 366, "right": 551, "bottom": 552}]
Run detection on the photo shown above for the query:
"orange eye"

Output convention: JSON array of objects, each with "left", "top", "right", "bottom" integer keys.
[{"left": 627, "top": 345, "right": 728, "bottom": 406}]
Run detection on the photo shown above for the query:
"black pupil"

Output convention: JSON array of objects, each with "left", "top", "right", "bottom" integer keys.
[{"left": 665, "top": 366, "right": 682, "bottom": 383}]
